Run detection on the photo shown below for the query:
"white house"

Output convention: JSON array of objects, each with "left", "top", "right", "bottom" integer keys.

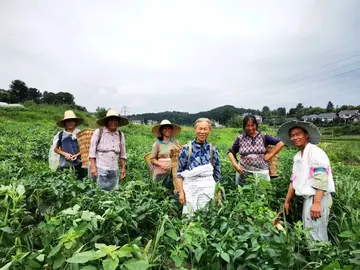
[
  {"left": 254, "top": 115, "right": 262, "bottom": 124},
  {"left": 212, "top": 120, "right": 224, "bottom": 128},
  {"left": 302, "top": 114, "right": 318, "bottom": 122},
  {"left": 132, "top": 120, "right": 142, "bottom": 125},
  {"left": 318, "top": 113, "right": 337, "bottom": 122},
  {"left": 241, "top": 113, "right": 262, "bottom": 124},
  {"left": 147, "top": 120, "right": 157, "bottom": 125},
  {"left": 338, "top": 110, "right": 359, "bottom": 119}
]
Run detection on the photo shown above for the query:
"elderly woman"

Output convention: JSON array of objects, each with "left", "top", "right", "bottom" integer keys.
[
  {"left": 53, "top": 110, "right": 86, "bottom": 179},
  {"left": 176, "top": 118, "right": 221, "bottom": 214},
  {"left": 89, "top": 109, "right": 128, "bottom": 191},
  {"left": 278, "top": 121, "right": 335, "bottom": 241},
  {"left": 228, "top": 115, "right": 284, "bottom": 186},
  {"left": 150, "top": 120, "right": 181, "bottom": 190}
]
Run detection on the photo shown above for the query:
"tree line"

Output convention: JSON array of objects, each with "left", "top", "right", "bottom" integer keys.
[
  {"left": 127, "top": 102, "right": 360, "bottom": 127},
  {"left": 0, "top": 80, "right": 86, "bottom": 110}
]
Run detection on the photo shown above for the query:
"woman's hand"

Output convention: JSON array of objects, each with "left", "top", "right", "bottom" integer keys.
[
  {"left": 90, "top": 165, "right": 98, "bottom": 177},
  {"left": 234, "top": 164, "right": 244, "bottom": 174},
  {"left": 64, "top": 153, "right": 73, "bottom": 160},
  {"left": 159, "top": 163, "right": 170, "bottom": 170},
  {"left": 264, "top": 153, "right": 272, "bottom": 161},
  {"left": 178, "top": 190, "right": 186, "bottom": 205}
]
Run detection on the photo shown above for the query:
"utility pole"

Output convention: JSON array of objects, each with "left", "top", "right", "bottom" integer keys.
[{"left": 121, "top": 105, "right": 129, "bottom": 117}]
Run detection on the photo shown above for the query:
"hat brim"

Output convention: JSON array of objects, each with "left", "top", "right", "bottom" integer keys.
[
  {"left": 277, "top": 121, "right": 321, "bottom": 147},
  {"left": 152, "top": 124, "right": 181, "bottom": 137},
  {"left": 56, "top": 118, "right": 84, "bottom": 128},
  {"left": 96, "top": 116, "right": 129, "bottom": 127}
]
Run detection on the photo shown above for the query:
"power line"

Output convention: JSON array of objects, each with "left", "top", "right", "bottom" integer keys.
[{"left": 221, "top": 51, "right": 360, "bottom": 99}]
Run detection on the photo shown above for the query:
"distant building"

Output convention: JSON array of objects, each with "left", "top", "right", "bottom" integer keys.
[
  {"left": 147, "top": 120, "right": 157, "bottom": 125},
  {"left": 132, "top": 120, "right": 142, "bottom": 125},
  {"left": 317, "top": 113, "right": 337, "bottom": 122},
  {"left": 338, "top": 110, "right": 359, "bottom": 119},
  {"left": 241, "top": 113, "right": 262, "bottom": 124},
  {"left": 302, "top": 114, "right": 318, "bottom": 122},
  {"left": 212, "top": 120, "right": 224, "bottom": 128},
  {"left": 0, "top": 102, "right": 24, "bottom": 108},
  {"left": 254, "top": 115, "right": 262, "bottom": 124}
]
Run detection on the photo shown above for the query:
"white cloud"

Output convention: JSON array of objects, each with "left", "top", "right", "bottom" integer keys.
[{"left": 0, "top": 0, "right": 359, "bottom": 113}]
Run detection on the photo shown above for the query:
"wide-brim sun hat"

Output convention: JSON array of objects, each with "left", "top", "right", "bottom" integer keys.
[
  {"left": 96, "top": 109, "right": 129, "bottom": 127},
  {"left": 152, "top": 119, "right": 181, "bottom": 137},
  {"left": 56, "top": 110, "right": 84, "bottom": 128},
  {"left": 277, "top": 120, "right": 321, "bottom": 146}
]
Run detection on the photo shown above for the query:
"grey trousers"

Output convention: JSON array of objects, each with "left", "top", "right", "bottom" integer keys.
[{"left": 302, "top": 193, "right": 332, "bottom": 241}]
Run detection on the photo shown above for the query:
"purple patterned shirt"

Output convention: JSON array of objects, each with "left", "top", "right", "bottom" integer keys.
[
  {"left": 89, "top": 127, "right": 126, "bottom": 170},
  {"left": 229, "top": 131, "right": 280, "bottom": 171}
]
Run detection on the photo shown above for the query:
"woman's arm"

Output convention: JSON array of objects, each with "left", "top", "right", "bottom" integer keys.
[{"left": 264, "top": 141, "right": 285, "bottom": 161}]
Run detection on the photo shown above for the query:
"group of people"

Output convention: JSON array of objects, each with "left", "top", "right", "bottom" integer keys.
[{"left": 52, "top": 109, "right": 335, "bottom": 241}]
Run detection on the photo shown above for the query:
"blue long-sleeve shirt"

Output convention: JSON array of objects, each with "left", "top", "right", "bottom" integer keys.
[{"left": 177, "top": 140, "right": 221, "bottom": 182}]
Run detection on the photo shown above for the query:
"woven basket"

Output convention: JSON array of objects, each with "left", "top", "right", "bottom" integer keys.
[
  {"left": 266, "top": 145, "right": 279, "bottom": 177},
  {"left": 144, "top": 152, "right": 155, "bottom": 178},
  {"left": 77, "top": 129, "right": 95, "bottom": 168}
]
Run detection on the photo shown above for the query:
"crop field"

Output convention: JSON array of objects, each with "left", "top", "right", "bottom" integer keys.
[{"left": 1, "top": 110, "right": 360, "bottom": 269}]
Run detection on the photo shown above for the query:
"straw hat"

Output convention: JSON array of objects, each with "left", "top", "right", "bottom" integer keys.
[
  {"left": 152, "top": 120, "right": 181, "bottom": 137},
  {"left": 56, "top": 110, "right": 84, "bottom": 128},
  {"left": 96, "top": 109, "right": 129, "bottom": 127},
  {"left": 277, "top": 120, "right": 321, "bottom": 146}
]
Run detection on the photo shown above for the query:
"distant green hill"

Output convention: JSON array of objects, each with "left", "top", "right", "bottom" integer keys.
[
  {"left": 128, "top": 105, "right": 261, "bottom": 125},
  {"left": 0, "top": 102, "right": 97, "bottom": 127}
]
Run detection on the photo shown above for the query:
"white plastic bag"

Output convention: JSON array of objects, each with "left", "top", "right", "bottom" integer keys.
[
  {"left": 180, "top": 164, "right": 216, "bottom": 215},
  {"left": 48, "top": 133, "right": 60, "bottom": 171}
]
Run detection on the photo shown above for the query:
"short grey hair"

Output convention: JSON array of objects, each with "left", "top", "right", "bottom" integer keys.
[{"left": 194, "top": 118, "right": 212, "bottom": 128}]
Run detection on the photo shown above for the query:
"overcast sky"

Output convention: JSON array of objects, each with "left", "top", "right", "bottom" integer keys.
[{"left": 1, "top": 0, "right": 360, "bottom": 114}]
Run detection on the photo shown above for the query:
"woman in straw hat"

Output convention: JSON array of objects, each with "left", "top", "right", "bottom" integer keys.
[
  {"left": 277, "top": 120, "right": 335, "bottom": 241},
  {"left": 53, "top": 110, "right": 86, "bottom": 179},
  {"left": 89, "top": 109, "right": 129, "bottom": 191},
  {"left": 150, "top": 120, "right": 181, "bottom": 190}
]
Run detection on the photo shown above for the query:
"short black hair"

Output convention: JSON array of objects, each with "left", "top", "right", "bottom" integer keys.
[
  {"left": 288, "top": 126, "right": 308, "bottom": 136},
  {"left": 243, "top": 115, "right": 259, "bottom": 130}
]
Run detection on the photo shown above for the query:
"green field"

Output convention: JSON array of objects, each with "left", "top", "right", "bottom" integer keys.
[{"left": 1, "top": 105, "right": 360, "bottom": 269}]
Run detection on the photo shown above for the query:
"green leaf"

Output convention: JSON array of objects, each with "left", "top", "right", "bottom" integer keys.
[
  {"left": 81, "top": 267, "right": 98, "bottom": 270},
  {"left": 66, "top": 251, "right": 96, "bottom": 264},
  {"left": 0, "top": 227, "right": 13, "bottom": 234},
  {"left": 352, "top": 250, "right": 360, "bottom": 254},
  {"left": 0, "top": 261, "right": 13, "bottom": 270},
  {"left": 123, "top": 259, "right": 151, "bottom": 270},
  {"left": 233, "top": 249, "right": 245, "bottom": 260},
  {"left": 53, "top": 255, "right": 66, "bottom": 269},
  {"left": 339, "top": 231, "right": 354, "bottom": 238},
  {"left": 16, "top": 184, "right": 25, "bottom": 196},
  {"left": 221, "top": 252, "right": 230, "bottom": 263},
  {"left": 103, "top": 257, "right": 119, "bottom": 270},
  {"left": 36, "top": 254, "right": 45, "bottom": 262},
  {"left": 48, "top": 245, "right": 61, "bottom": 258},
  {"left": 246, "top": 253, "right": 257, "bottom": 260},
  {"left": 171, "top": 253, "right": 184, "bottom": 268},
  {"left": 65, "top": 241, "right": 75, "bottom": 250},
  {"left": 81, "top": 211, "right": 94, "bottom": 221},
  {"left": 166, "top": 229, "right": 180, "bottom": 241},
  {"left": 220, "top": 222, "right": 228, "bottom": 232},
  {"left": 195, "top": 248, "right": 205, "bottom": 263}
]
